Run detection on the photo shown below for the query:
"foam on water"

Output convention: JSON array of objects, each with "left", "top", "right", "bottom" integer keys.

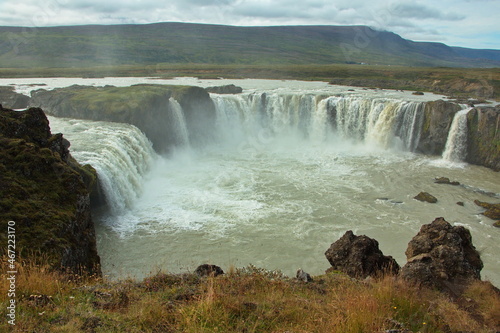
[{"left": 45, "top": 83, "right": 500, "bottom": 286}]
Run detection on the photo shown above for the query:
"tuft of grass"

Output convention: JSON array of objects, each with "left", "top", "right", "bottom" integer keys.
[{"left": 1, "top": 258, "right": 499, "bottom": 332}]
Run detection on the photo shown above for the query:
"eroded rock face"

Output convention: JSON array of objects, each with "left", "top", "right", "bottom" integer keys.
[
  {"left": 417, "top": 100, "right": 462, "bottom": 156},
  {"left": 0, "top": 106, "right": 100, "bottom": 274},
  {"left": 325, "top": 231, "right": 400, "bottom": 279},
  {"left": 401, "top": 217, "right": 483, "bottom": 289},
  {"left": 0, "top": 86, "right": 30, "bottom": 109},
  {"left": 466, "top": 106, "right": 500, "bottom": 171}
]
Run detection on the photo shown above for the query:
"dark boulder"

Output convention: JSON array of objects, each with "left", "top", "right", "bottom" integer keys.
[
  {"left": 296, "top": 269, "right": 313, "bottom": 283},
  {"left": 205, "top": 84, "right": 243, "bottom": 94},
  {"left": 401, "top": 217, "right": 483, "bottom": 291},
  {"left": 325, "top": 230, "right": 400, "bottom": 279},
  {"left": 414, "top": 192, "right": 438, "bottom": 203},
  {"left": 195, "top": 264, "right": 224, "bottom": 277},
  {"left": 434, "top": 177, "right": 460, "bottom": 186}
]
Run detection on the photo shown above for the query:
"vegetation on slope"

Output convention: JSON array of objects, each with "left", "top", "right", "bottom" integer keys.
[
  {"left": 1, "top": 63, "right": 498, "bottom": 100},
  {"left": 1, "top": 259, "right": 499, "bottom": 333},
  {"left": 1, "top": 23, "right": 500, "bottom": 68}
]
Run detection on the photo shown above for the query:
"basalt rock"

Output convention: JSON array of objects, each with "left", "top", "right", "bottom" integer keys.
[
  {"left": 0, "top": 86, "right": 30, "bottom": 109},
  {"left": 474, "top": 200, "right": 500, "bottom": 221},
  {"left": 0, "top": 105, "right": 100, "bottom": 275},
  {"left": 466, "top": 106, "right": 500, "bottom": 171},
  {"left": 195, "top": 264, "right": 224, "bottom": 277},
  {"left": 417, "top": 100, "right": 462, "bottom": 156},
  {"left": 29, "top": 84, "right": 216, "bottom": 153},
  {"left": 434, "top": 177, "right": 460, "bottom": 186},
  {"left": 325, "top": 230, "right": 400, "bottom": 279},
  {"left": 205, "top": 84, "right": 243, "bottom": 94},
  {"left": 414, "top": 192, "right": 438, "bottom": 203},
  {"left": 401, "top": 217, "right": 483, "bottom": 291}
]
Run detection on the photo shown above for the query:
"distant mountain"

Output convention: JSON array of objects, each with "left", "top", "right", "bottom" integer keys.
[{"left": 0, "top": 22, "right": 499, "bottom": 68}]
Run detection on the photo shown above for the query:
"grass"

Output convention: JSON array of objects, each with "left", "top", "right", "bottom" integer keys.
[
  {"left": 1, "top": 63, "right": 499, "bottom": 100},
  {"left": 1, "top": 259, "right": 499, "bottom": 332}
]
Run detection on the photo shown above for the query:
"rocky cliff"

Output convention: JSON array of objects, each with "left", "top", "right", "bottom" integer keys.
[
  {"left": 0, "top": 86, "right": 30, "bottom": 109},
  {"left": 466, "top": 105, "right": 500, "bottom": 171},
  {"left": 0, "top": 105, "right": 100, "bottom": 274},
  {"left": 417, "top": 100, "right": 462, "bottom": 155},
  {"left": 29, "top": 84, "right": 216, "bottom": 154}
]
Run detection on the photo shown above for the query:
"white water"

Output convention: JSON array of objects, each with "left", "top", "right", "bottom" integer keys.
[
  {"left": 39, "top": 80, "right": 500, "bottom": 286},
  {"left": 442, "top": 108, "right": 472, "bottom": 162},
  {"left": 47, "top": 116, "right": 157, "bottom": 213},
  {"left": 169, "top": 97, "right": 190, "bottom": 147}
]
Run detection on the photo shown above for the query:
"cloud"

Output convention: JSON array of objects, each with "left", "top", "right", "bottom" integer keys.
[
  {"left": 388, "top": 2, "right": 464, "bottom": 21},
  {"left": 0, "top": 0, "right": 497, "bottom": 49}
]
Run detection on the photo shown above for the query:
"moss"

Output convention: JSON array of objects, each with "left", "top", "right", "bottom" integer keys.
[{"left": 0, "top": 105, "right": 100, "bottom": 274}]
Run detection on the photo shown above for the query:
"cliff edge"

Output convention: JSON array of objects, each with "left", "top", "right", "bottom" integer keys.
[{"left": 0, "top": 105, "right": 100, "bottom": 274}]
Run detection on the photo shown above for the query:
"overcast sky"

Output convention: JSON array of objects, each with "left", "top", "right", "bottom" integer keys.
[{"left": 0, "top": 0, "right": 498, "bottom": 49}]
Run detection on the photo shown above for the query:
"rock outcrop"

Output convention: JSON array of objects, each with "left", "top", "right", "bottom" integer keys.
[
  {"left": 29, "top": 84, "right": 216, "bottom": 153},
  {"left": 474, "top": 200, "right": 500, "bottom": 224},
  {"left": 0, "top": 86, "right": 30, "bottom": 109},
  {"left": 466, "top": 106, "right": 500, "bottom": 171},
  {"left": 417, "top": 100, "right": 462, "bottom": 155},
  {"left": 414, "top": 192, "right": 438, "bottom": 203},
  {"left": 401, "top": 218, "right": 483, "bottom": 291},
  {"left": 194, "top": 264, "right": 224, "bottom": 277},
  {"left": 325, "top": 230, "right": 400, "bottom": 279},
  {"left": 0, "top": 105, "right": 100, "bottom": 274},
  {"left": 205, "top": 84, "right": 243, "bottom": 94}
]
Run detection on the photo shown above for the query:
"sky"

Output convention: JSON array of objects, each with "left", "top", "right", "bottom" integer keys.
[{"left": 0, "top": 0, "right": 498, "bottom": 50}]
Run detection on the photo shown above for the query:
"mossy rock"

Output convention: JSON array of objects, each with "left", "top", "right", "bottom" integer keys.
[
  {"left": 414, "top": 192, "right": 438, "bottom": 203},
  {"left": 0, "top": 106, "right": 100, "bottom": 274}
]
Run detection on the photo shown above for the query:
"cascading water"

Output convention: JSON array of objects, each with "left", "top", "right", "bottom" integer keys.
[
  {"left": 45, "top": 84, "right": 500, "bottom": 286},
  {"left": 47, "top": 116, "right": 157, "bottom": 213},
  {"left": 169, "top": 97, "right": 190, "bottom": 147},
  {"left": 212, "top": 93, "right": 427, "bottom": 152},
  {"left": 442, "top": 108, "right": 472, "bottom": 162}
]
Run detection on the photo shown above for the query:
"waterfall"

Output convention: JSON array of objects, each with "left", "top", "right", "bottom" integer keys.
[
  {"left": 47, "top": 116, "right": 157, "bottom": 214},
  {"left": 442, "top": 108, "right": 472, "bottom": 162},
  {"left": 169, "top": 98, "right": 190, "bottom": 147},
  {"left": 212, "top": 93, "right": 427, "bottom": 152}
]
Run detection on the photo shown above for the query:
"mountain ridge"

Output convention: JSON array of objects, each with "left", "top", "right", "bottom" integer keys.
[{"left": 0, "top": 22, "right": 499, "bottom": 68}]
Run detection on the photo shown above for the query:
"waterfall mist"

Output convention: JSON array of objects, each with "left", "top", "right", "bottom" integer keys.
[{"left": 44, "top": 80, "right": 499, "bottom": 285}]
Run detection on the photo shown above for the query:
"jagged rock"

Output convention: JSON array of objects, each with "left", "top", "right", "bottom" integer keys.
[
  {"left": 325, "top": 231, "right": 400, "bottom": 279},
  {"left": 401, "top": 217, "right": 483, "bottom": 290},
  {"left": 0, "top": 106, "right": 100, "bottom": 274},
  {"left": 434, "top": 177, "right": 460, "bottom": 186},
  {"left": 205, "top": 84, "right": 243, "bottom": 94},
  {"left": 474, "top": 200, "right": 500, "bottom": 220},
  {"left": 414, "top": 192, "right": 438, "bottom": 203},
  {"left": 412, "top": 91, "right": 424, "bottom": 95},
  {"left": 195, "top": 264, "right": 224, "bottom": 277},
  {"left": 296, "top": 269, "right": 313, "bottom": 283}
]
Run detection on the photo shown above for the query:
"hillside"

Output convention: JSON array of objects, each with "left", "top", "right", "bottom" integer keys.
[{"left": 1, "top": 22, "right": 499, "bottom": 68}]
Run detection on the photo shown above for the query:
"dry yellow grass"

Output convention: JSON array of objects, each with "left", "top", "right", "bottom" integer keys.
[{"left": 1, "top": 258, "right": 499, "bottom": 332}]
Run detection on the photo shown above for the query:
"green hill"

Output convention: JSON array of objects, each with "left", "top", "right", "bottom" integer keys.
[{"left": 1, "top": 22, "right": 499, "bottom": 68}]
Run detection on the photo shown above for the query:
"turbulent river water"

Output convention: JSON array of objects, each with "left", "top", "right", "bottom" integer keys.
[{"left": 6, "top": 77, "right": 500, "bottom": 285}]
